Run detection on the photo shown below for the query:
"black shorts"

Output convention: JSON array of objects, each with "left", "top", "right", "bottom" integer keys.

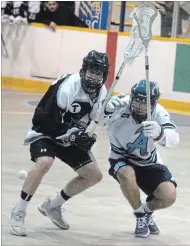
[
  {"left": 30, "top": 138, "right": 94, "bottom": 171},
  {"left": 109, "top": 158, "right": 177, "bottom": 196}
]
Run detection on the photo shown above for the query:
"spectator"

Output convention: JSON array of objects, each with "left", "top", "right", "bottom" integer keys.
[
  {"left": 179, "top": 1, "right": 190, "bottom": 37},
  {"left": 1, "top": 1, "right": 13, "bottom": 23},
  {"left": 12, "top": 1, "right": 28, "bottom": 24},
  {"left": 59, "top": 1, "right": 75, "bottom": 14},
  {"left": 1, "top": 1, "right": 12, "bottom": 17},
  {"left": 27, "top": 1, "right": 44, "bottom": 24},
  {"left": 151, "top": 1, "right": 189, "bottom": 37},
  {"left": 1, "top": 1, "right": 28, "bottom": 25},
  {"left": 39, "top": 1, "right": 88, "bottom": 32}
]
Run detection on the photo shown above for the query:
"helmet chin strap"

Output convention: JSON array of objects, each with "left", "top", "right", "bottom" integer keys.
[
  {"left": 131, "top": 112, "right": 147, "bottom": 124},
  {"left": 89, "top": 92, "right": 99, "bottom": 102},
  {"left": 81, "top": 73, "right": 103, "bottom": 95},
  {"left": 81, "top": 80, "right": 100, "bottom": 100}
]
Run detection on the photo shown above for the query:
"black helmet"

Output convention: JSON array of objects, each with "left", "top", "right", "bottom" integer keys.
[
  {"left": 80, "top": 50, "right": 109, "bottom": 94},
  {"left": 129, "top": 79, "right": 160, "bottom": 123}
]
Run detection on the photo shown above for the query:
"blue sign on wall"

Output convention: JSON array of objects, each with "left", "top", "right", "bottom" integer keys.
[{"left": 79, "top": 1, "right": 110, "bottom": 30}]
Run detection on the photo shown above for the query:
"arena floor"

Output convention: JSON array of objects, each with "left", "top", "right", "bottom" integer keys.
[{"left": 2, "top": 90, "right": 190, "bottom": 246}]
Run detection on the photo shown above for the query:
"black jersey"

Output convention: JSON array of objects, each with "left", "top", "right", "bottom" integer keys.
[{"left": 25, "top": 72, "right": 107, "bottom": 144}]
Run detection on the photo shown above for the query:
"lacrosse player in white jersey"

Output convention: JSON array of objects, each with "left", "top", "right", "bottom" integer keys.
[
  {"left": 9, "top": 50, "right": 110, "bottom": 236},
  {"left": 104, "top": 79, "right": 179, "bottom": 238}
]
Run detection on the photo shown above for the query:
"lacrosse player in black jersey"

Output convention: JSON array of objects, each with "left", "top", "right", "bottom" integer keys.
[{"left": 9, "top": 50, "right": 110, "bottom": 236}]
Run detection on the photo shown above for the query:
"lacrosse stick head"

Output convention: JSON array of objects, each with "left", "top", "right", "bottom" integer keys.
[
  {"left": 124, "top": 25, "right": 144, "bottom": 64},
  {"left": 132, "top": 4, "right": 158, "bottom": 46}
]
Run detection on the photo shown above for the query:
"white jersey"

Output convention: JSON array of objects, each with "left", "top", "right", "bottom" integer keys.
[
  {"left": 105, "top": 95, "right": 179, "bottom": 166},
  {"left": 25, "top": 72, "right": 107, "bottom": 144},
  {"left": 55, "top": 72, "right": 107, "bottom": 126}
]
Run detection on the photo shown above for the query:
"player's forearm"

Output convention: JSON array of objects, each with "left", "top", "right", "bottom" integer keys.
[
  {"left": 90, "top": 110, "right": 112, "bottom": 126},
  {"left": 157, "top": 129, "right": 179, "bottom": 148}
]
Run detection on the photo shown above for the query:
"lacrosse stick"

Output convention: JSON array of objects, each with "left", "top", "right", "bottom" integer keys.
[
  {"left": 1, "top": 33, "right": 9, "bottom": 57},
  {"left": 132, "top": 3, "right": 158, "bottom": 121},
  {"left": 86, "top": 25, "right": 144, "bottom": 136}
]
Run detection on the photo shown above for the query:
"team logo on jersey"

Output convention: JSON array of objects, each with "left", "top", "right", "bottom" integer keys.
[
  {"left": 69, "top": 103, "right": 81, "bottom": 113},
  {"left": 126, "top": 127, "right": 148, "bottom": 156}
]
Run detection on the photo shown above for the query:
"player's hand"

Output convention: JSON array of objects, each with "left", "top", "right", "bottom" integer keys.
[
  {"left": 56, "top": 128, "right": 97, "bottom": 151},
  {"left": 13, "top": 16, "right": 22, "bottom": 25},
  {"left": 142, "top": 121, "right": 163, "bottom": 140},
  {"left": 1, "top": 14, "right": 10, "bottom": 24},
  {"left": 75, "top": 132, "right": 97, "bottom": 152},
  {"left": 49, "top": 21, "right": 56, "bottom": 32},
  {"left": 105, "top": 93, "right": 127, "bottom": 113},
  {"left": 21, "top": 17, "right": 28, "bottom": 25}
]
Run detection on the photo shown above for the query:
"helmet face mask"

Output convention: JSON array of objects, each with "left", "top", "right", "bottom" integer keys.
[
  {"left": 129, "top": 80, "right": 160, "bottom": 123},
  {"left": 83, "top": 70, "right": 104, "bottom": 94},
  {"left": 80, "top": 50, "right": 109, "bottom": 95},
  {"left": 130, "top": 97, "right": 147, "bottom": 118}
]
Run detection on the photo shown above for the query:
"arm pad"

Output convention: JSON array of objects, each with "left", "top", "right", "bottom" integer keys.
[{"left": 157, "top": 129, "right": 179, "bottom": 148}]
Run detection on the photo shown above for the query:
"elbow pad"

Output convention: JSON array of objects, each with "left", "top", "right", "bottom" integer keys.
[{"left": 157, "top": 129, "right": 179, "bottom": 148}]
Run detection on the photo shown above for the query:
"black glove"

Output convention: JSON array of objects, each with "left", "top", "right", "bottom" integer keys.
[
  {"left": 56, "top": 128, "right": 97, "bottom": 151},
  {"left": 71, "top": 132, "right": 97, "bottom": 152}
]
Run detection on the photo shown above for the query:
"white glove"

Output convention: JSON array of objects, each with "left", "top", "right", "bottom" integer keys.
[
  {"left": 13, "top": 16, "right": 27, "bottom": 25},
  {"left": 21, "top": 17, "right": 28, "bottom": 25},
  {"left": 1, "top": 15, "right": 10, "bottom": 24},
  {"left": 9, "top": 15, "right": 14, "bottom": 23},
  {"left": 142, "top": 121, "right": 163, "bottom": 140},
  {"left": 106, "top": 93, "right": 127, "bottom": 113},
  {"left": 13, "top": 16, "right": 22, "bottom": 25}
]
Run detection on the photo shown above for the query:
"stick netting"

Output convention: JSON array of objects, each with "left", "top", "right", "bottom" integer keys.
[{"left": 132, "top": 4, "right": 158, "bottom": 42}]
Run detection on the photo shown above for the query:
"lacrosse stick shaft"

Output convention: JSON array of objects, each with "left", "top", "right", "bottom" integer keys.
[
  {"left": 5, "top": 23, "right": 15, "bottom": 42},
  {"left": 86, "top": 60, "right": 127, "bottom": 136},
  {"left": 1, "top": 34, "right": 9, "bottom": 57},
  {"left": 86, "top": 25, "right": 144, "bottom": 136},
  {"left": 145, "top": 47, "right": 151, "bottom": 121}
]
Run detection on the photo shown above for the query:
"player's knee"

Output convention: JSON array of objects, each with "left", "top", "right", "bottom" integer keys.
[
  {"left": 166, "top": 188, "right": 176, "bottom": 206},
  {"left": 36, "top": 157, "right": 54, "bottom": 175},
  {"left": 117, "top": 166, "right": 136, "bottom": 183},
  {"left": 87, "top": 168, "right": 103, "bottom": 185},
  {"left": 94, "top": 170, "right": 103, "bottom": 183},
  {"left": 155, "top": 182, "right": 177, "bottom": 207},
  {"left": 77, "top": 162, "right": 103, "bottom": 185}
]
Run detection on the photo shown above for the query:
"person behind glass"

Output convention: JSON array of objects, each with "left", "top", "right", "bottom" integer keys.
[
  {"left": 44, "top": 1, "right": 59, "bottom": 31},
  {"left": 26, "top": 1, "right": 44, "bottom": 24},
  {"left": 151, "top": 1, "right": 190, "bottom": 37},
  {"left": 41, "top": 1, "right": 87, "bottom": 32},
  {"left": 1, "top": 1, "right": 13, "bottom": 23}
]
